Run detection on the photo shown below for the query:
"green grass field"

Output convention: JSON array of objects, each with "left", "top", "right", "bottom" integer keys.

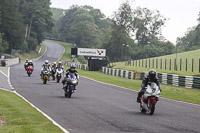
[
  {"left": 0, "top": 42, "right": 63, "bottom": 132},
  {"left": 0, "top": 90, "right": 63, "bottom": 133},
  {"left": 113, "top": 49, "right": 200, "bottom": 76}
]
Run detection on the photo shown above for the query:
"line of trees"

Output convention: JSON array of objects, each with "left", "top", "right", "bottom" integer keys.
[
  {"left": 176, "top": 14, "right": 200, "bottom": 51},
  {"left": 49, "top": 2, "right": 175, "bottom": 62},
  {"left": 0, "top": 0, "right": 53, "bottom": 54}
]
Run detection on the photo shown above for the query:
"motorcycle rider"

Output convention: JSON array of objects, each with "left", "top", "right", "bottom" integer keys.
[
  {"left": 52, "top": 62, "right": 57, "bottom": 68},
  {"left": 137, "top": 69, "right": 161, "bottom": 103},
  {"left": 27, "top": 60, "right": 34, "bottom": 68},
  {"left": 51, "top": 62, "right": 57, "bottom": 79},
  {"left": 40, "top": 60, "right": 51, "bottom": 78},
  {"left": 62, "top": 63, "right": 79, "bottom": 91},
  {"left": 56, "top": 61, "right": 64, "bottom": 70},
  {"left": 24, "top": 59, "right": 29, "bottom": 70}
]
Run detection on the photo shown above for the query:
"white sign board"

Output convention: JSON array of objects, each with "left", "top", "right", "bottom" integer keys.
[{"left": 77, "top": 48, "right": 106, "bottom": 57}]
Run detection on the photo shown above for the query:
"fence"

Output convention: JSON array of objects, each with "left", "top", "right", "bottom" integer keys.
[
  {"left": 132, "top": 58, "right": 200, "bottom": 73},
  {"left": 67, "top": 62, "right": 200, "bottom": 90}
]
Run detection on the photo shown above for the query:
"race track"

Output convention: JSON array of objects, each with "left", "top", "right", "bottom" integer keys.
[{"left": 10, "top": 41, "right": 200, "bottom": 133}]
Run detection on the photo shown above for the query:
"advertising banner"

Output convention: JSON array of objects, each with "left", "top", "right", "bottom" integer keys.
[{"left": 77, "top": 48, "right": 106, "bottom": 57}]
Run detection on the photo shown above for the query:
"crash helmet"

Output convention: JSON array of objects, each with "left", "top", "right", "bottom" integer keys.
[
  {"left": 58, "top": 61, "right": 62, "bottom": 67},
  {"left": 53, "top": 62, "right": 56, "bottom": 65},
  {"left": 45, "top": 60, "right": 49, "bottom": 65},
  {"left": 29, "top": 60, "right": 32, "bottom": 63},
  {"left": 26, "top": 59, "right": 29, "bottom": 62},
  {"left": 70, "top": 63, "right": 76, "bottom": 71},
  {"left": 148, "top": 69, "right": 156, "bottom": 80}
]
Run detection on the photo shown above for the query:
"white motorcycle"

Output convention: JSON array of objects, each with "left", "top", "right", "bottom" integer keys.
[
  {"left": 140, "top": 82, "right": 161, "bottom": 115},
  {"left": 56, "top": 68, "right": 63, "bottom": 83}
]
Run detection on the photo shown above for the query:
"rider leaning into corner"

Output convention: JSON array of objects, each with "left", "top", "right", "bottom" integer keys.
[
  {"left": 62, "top": 63, "right": 79, "bottom": 91},
  {"left": 137, "top": 69, "right": 162, "bottom": 103}
]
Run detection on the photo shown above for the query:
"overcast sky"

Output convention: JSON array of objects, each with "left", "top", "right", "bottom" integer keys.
[{"left": 50, "top": 0, "right": 200, "bottom": 44}]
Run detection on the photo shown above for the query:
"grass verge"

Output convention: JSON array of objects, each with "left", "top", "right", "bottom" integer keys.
[
  {"left": 0, "top": 90, "right": 63, "bottom": 133},
  {"left": 19, "top": 43, "right": 46, "bottom": 63}
]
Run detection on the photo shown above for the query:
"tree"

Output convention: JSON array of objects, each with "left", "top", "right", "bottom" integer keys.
[
  {"left": 133, "top": 7, "right": 167, "bottom": 46},
  {"left": 19, "top": 0, "right": 54, "bottom": 50},
  {"left": 1, "top": 0, "right": 25, "bottom": 51},
  {"left": 57, "top": 5, "right": 110, "bottom": 48}
]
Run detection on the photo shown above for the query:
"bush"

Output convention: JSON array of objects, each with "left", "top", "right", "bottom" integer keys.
[{"left": 77, "top": 56, "right": 87, "bottom": 64}]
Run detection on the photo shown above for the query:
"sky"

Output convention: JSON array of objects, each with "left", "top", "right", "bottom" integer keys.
[{"left": 50, "top": 0, "right": 200, "bottom": 44}]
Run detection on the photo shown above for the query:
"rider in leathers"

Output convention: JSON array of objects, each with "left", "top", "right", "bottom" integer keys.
[
  {"left": 27, "top": 60, "right": 34, "bottom": 68},
  {"left": 62, "top": 63, "right": 79, "bottom": 90},
  {"left": 137, "top": 69, "right": 161, "bottom": 103},
  {"left": 40, "top": 60, "right": 51, "bottom": 78}
]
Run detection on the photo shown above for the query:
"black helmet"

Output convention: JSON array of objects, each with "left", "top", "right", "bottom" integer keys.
[{"left": 148, "top": 69, "right": 156, "bottom": 80}]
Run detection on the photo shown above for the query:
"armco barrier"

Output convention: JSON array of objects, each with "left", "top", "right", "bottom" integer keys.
[
  {"left": 185, "top": 76, "right": 193, "bottom": 88},
  {"left": 101, "top": 67, "right": 136, "bottom": 80},
  {"left": 162, "top": 73, "right": 167, "bottom": 84},
  {"left": 178, "top": 76, "right": 185, "bottom": 87},
  {"left": 192, "top": 77, "right": 200, "bottom": 89},
  {"left": 140, "top": 72, "right": 145, "bottom": 80},
  {"left": 157, "top": 73, "right": 162, "bottom": 83},
  {"left": 167, "top": 74, "right": 173, "bottom": 85},
  {"left": 172, "top": 74, "right": 179, "bottom": 86},
  {"left": 77, "top": 66, "right": 200, "bottom": 90}
]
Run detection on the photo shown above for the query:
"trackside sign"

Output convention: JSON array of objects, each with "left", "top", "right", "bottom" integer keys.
[{"left": 77, "top": 48, "right": 106, "bottom": 57}]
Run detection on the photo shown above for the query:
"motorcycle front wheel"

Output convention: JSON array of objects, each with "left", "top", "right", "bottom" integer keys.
[
  {"left": 65, "top": 90, "right": 72, "bottom": 98},
  {"left": 149, "top": 99, "right": 156, "bottom": 115}
]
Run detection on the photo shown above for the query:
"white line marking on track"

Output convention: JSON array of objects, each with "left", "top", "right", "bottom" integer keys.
[
  {"left": 0, "top": 69, "right": 8, "bottom": 78},
  {"left": 81, "top": 75, "right": 200, "bottom": 107},
  {"left": 8, "top": 66, "right": 70, "bottom": 132}
]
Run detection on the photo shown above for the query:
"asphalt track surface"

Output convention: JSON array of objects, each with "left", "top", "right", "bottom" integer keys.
[{"left": 10, "top": 41, "right": 200, "bottom": 133}]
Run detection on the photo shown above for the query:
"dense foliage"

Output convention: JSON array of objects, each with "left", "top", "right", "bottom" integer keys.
[
  {"left": 0, "top": 0, "right": 53, "bottom": 54},
  {"left": 103, "top": 2, "right": 175, "bottom": 61},
  {"left": 49, "top": 3, "right": 175, "bottom": 62},
  {"left": 49, "top": 6, "right": 111, "bottom": 48}
]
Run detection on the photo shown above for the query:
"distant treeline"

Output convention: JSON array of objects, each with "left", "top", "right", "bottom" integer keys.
[{"left": 0, "top": 0, "right": 53, "bottom": 54}]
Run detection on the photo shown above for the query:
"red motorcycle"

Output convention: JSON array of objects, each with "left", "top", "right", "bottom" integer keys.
[{"left": 27, "top": 66, "right": 34, "bottom": 77}]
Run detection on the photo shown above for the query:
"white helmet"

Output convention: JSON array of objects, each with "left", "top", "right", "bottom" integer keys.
[
  {"left": 45, "top": 60, "right": 49, "bottom": 64},
  {"left": 29, "top": 60, "right": 32, "bottom": 63},
  {"left": 53, "top": 62, "right": 56, "bottom": 65},
  {"left": 70, "top": 63, "right": 76, "bottom": 69}
]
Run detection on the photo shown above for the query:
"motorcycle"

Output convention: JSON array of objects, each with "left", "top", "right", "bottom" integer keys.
[
  {"left": 139, "top": 82, "right": 161, "bottom": 115},
  {"left": 24, "top": 63, "right": 28, "bottom": 71},
  {"left": 64, "top": 74, "right": 78, "bottom": 98},
  {"left": 27, "top": 66, "right": 33, "bottom": 77},
  {"left": 41, "top": 69, "right": 50, "bottom": 84},
  {"left": 56, "top": 68, "right": 63, "bottom": 83},
  {"left": 51, "top": 67, "right": 56, "bottom": 80}
]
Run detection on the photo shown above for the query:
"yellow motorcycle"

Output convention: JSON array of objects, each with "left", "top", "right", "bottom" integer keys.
[{"left": 41, "top": 69, "right": 50, "bottom": 84}]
